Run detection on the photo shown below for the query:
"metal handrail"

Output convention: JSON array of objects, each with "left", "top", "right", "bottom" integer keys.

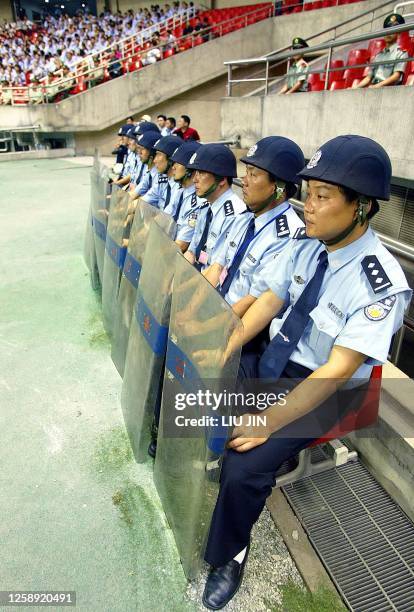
[
  {"left": 0, "top": 124, "right": 40, "bottom": 131},
  {"left": 226, "top": 0, "right": 397, "bottom": 95},
  {"left": 0, "top": 4, "right": 275, "bottom": 106},
  {"left": 395, "top": 1, "right": 414, "bottom": 18}
]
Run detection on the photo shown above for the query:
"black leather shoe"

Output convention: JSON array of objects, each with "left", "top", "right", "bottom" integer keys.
[
  {"left": 202, "top": 546, "right": 249, "bottom": 610},
  {"left": 148, "top": 439, "right": 157, "bottom": 458}
]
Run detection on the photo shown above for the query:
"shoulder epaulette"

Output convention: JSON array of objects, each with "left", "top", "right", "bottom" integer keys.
[
  {"left": 361, "top": 255, "right": 393, "bottom": 294},
  {"left": 276, "top": 214, "right": 290, "bottom": 237},
  {"left": 224, "top": 200, "right": 235, "bottom": 216},
  {"left": 293, "top": 227, "right": 308, "bottom": 240},
  {"left": 158, "top": 174, "right": 168, "bottom": 184},
  {"left": 191, "top": 193, "right": 198, "bottom": 207}
]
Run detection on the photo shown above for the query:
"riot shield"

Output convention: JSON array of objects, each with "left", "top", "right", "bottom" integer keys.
[
  {"left": 83, "top": 167, "right": 100, "bottom": 290},
  {"left": 92, "top": 164, "right": 111, "bottom": 283},
  {"left": 153, "top": 256, "right": 242, "bottom": 579},
  {"left": 111, "top": 200, "right": 177, "bottom": 377},
  {"left": 101, "top": 187, "right": 130, "bottom": 337},
  {"left": 121, "top": 219, "right": 180, "bottom": 460}
]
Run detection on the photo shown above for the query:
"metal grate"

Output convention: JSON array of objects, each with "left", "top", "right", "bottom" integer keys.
[{"left": 282, "top": 457, "right": 414, "bottom": 611}]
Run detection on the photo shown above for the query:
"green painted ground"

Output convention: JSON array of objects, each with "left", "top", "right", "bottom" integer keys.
[{"left": 0, "top": 159, "right": 193, "bottom": 612}]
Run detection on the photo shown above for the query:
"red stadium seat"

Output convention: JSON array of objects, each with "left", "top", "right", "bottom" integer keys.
[
  {"left": 194, "top": 35, "right": 204, "bottom": 46},
  {"left": 163, "top": 48, "right": 175, "bottom": 58},
  {"left": 351, "top": 78, "right": 361, "bottom": 87},
  {"left": 308, "top": 72, "right": 323, "bottom": 85},
  {"left": 406, "top": 74, "right": 414, "bottom": 86},
  {"left": 368, "top": 39, "right": 385, "bottom": 60},
  {"left": 310, "top": 80, "right": 325, "bottom": 91},
  {"left": 330, "top": 79, "right": 347, "bottom": 90}
]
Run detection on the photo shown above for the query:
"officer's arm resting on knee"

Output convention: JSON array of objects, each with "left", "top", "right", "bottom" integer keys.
[
  {"left": 175, "top": 239, "right": 190, "bottom": 253},
  {"left": 183, "top": 250, "right": 196, "bottom": 264},
  {"left": 265, "top": 345, "right": 367, "bottom": 434},
  {"left": 232, "top": 294, "right": 257, "bottom": 319},
  {"left": 370, "top": 71, "right": 402, "bottom": 88},
  {"left": 224, "top": 289, "right": 284, "bottom": 360},
  {"left": 203, "top": 262, "right": 222, "bottom": 285}
]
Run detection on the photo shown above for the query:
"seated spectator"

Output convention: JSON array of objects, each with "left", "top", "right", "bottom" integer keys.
[
  {"left": 278, "top": 37, "right": 309, "bottom": 95},
  {"left": 157, "top": 114, "right": 171, "bottom": 136},
  {"left": 28, "top": 77, "right": 44, "bottom": 104},
  {"left": 166, "top": 116, "right": 176, "bottom": 132},
  {"left": 88, "top": 56, "right": 104, "bottom": 88},
  {"left": 183, "top": 21, "right": 194, "bottom": 36},
  {"left": 142, "top": 41, "right": 161, "bottom": 65},
  {"left": 354, "top": 13, "right": 408, "bottom": 89},
  {"left": 173, "top": 114, "right": 200, "bottom": 140}
]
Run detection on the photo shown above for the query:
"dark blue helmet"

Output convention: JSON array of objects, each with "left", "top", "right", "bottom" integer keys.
[
  {"left": 137, "top": 130, "right": 161, "bottom": 152},
  {"left": 154, "top": 135, "right": 181, "bottom": 158},
  {"left": 187, "top": 143, "right": 237, "bottom": 178},
  {"left": 119, "top": 123, "right": 132, "bottom": 136},
  {"left": 170, "top": 141, "right": 202, "bottom": 166},
  {"left": 298, "top": 135, "right": 392, "bottom": 200},
  {"left": 240, "top": 136, "right": 305, "bottom": 184},
  {"left": 135, "top": 121, "right": 160, "bottom": 136}
]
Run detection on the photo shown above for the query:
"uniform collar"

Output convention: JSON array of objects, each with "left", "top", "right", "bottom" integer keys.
[
  {"left": 325, "top": 226, "right": 376, "bottom": 272},
  {"left": 384, "top": 42, "right": 398, "bottom": 54},
  {"left": 210, "top": 187, "right": 234, "bottom": 214},
  {"left": 254, "top": 200, "right": 290, "bottom": 230}
]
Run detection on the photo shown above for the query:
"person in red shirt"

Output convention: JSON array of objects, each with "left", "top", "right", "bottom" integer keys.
[{"left": 173, "top": 114, "right": 200, "bottom": 141}]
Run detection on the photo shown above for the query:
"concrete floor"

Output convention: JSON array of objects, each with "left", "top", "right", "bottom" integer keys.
[{"left": 0, "top": 157, "right": 302, "bottom": 612}]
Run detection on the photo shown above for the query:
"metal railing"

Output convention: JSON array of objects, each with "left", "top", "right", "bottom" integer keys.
[
  {"left": 0, "top": 4, "right": 275, "bottom": 106},
  {"left": 0, "top": 125, "right": 41, "bottom": 152},
  {"left": 226, "top": 0, "right": 396, "bottom": 95},
  {"left": 395, "top": 0, "right": 414, "bottom": 18}
]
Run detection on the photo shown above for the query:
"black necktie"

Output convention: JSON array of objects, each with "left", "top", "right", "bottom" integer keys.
[
  {"left": 219, "top": 218, "right": 255, "bottom": 296},
  {"left": 163, "top": 182, "right": 172, "bottom": 210},
  {"left": 173, "top": 191, "right": 184, "bottom": 222},
  {"left": 195, "top": 207, "right": 213, "bottom": 261},
  {"left": 258, "top": 250, "right": 329, "bottom": 379}
]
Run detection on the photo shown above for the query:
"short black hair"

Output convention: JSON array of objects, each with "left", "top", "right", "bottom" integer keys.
[
  {"left": 167, "top": 116, "right": 176, "bottom": 127},
  {"left": 127, "top": 115, "right": 134, "bottom": 121},
  {"left": 268, "top": 173, "right": 298, "bottom": 200},
  {"left": 157, "top": 114, "right": 167, "bottom": 121},
  {"left": 181, "top": 114, "right": 191, "bottom": 125}
]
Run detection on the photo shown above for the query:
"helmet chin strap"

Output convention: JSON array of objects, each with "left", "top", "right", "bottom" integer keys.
[
  {"left": 174, "top": 169, "right": 193, "bottom": 185},
  {"left": 249, "top": 181, "right": 285, "bottom": 215},
  {"left": 322, "top": 198, "right": 369, "bottom": 246},
  {"left": 199, "top": 175, "right": 222, "bottom": 198}
]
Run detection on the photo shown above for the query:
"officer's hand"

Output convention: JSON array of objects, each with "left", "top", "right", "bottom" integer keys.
[
  {"left": 183, "top": 250, "right": 196, "bottom": 265},
  {"left": 193, "top": 348, "right": 225, "bottom": 370},
  {"left": 227, "top": 413, "right": 271, "bottom": 452}
]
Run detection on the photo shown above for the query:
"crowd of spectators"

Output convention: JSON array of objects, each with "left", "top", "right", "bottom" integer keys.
[{"left": 0, "top": 3, "right": 196, "bottom": 91}]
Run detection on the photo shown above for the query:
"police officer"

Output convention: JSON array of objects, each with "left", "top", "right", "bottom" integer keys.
[
  {"left": 168, "top": 140, "right": 206, "bottom": 252},
  {"left": 129, "top": 131, "right": 160, "bottom": 202},
  {"left": 141, "top": 135, "right": 182, "bottom": 211},
  {"left": 115, "top": 124, "right": 131, "bottom": 166},
  {"left": 112, "top": 126, "right": 140, "bottom": 188},
  {"left": 184, "top": 144, "right": 246, "bottom": 271},
  {"left": 279, "top": 37, "right": 309, "bottom": 95},
  {"left": 355, "top": 14, "right": 408, "bottom": 89},
  {"left": 204, "top": 136, "right": 305, "bottom": 317},
  {"left": 200, "top": 135, "right": 412, "bottom": 610}
]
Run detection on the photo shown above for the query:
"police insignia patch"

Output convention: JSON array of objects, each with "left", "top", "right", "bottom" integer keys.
[
  {"left": 224, "top": 200, "right": 235, "bottom": 216},
  {"left": 307, "top": 150, "right": 322, "bottom": 169},
  {"left": 361, "top": 256, "right": 393, "bottom": 293},
  {"left": 364, "top": 295, "right": 396, "bottom": 321},
  {"left": 246, "top": 144, "right": 257, "bottom": 157},
  {"left": 189, "top": 152, "right": 197, "bottom": 164}
]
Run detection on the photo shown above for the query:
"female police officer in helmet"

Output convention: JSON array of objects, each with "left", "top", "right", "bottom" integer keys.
[{"left": 201, "top": 135, "right": 411, "bottom": 610}]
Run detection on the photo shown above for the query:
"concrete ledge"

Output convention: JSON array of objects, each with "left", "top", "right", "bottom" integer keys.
[
  {"left": 0, "top": 148, "right": 75, "bottom": 163},
  {"left": 347, "top": 362, "right": 414, "bottom": 522}
]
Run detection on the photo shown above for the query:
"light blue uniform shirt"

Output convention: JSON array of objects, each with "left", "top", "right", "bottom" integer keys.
[
  {"left": 141, "top": 174, "right": 180, "bottom": 211},
  {"left": 213, "top": 201, "right": 304, "bottom": 305},
  {"left": 134, "top": 165, "right": 157, "bottom": 197},
  {"left": 120, "top": 150, "right": 135, "bottom": 178},
  {"left": 188, "top": 188, "right": 246, "bottom": 270},
  {"left": 164, "top": 179, "right": 184, "bottom": 217},
  {"left": 175, "top": 184, "right": 207, "bottom": 243},
  {"left": 129, "top": 155, "right": 143, "bottom": 185},
  {"left": 261, "top": 227, "right": 411, "bottom": 380}
]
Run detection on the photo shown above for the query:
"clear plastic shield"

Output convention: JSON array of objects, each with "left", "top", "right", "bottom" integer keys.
[
  {"left": 153, "top": 256, "right": 242, "bottom": 579},
  {"left": 111, "top": 200, "right": 177, "bottom": 377},
  {"left": 83, "top": 168, "right": 100, "bottom": 290},
  {"left": 92, "top": 165, "right": 111, "bottom": 283},
  {"left": 121, "top": 220, "right": 180, "bottom": 460},
  {"left": 101, "top": 187, "right": 130, "bottom": 337}
]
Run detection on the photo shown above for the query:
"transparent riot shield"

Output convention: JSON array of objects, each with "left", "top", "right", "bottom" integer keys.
[
  {"left": 111, "top": 200, "right": 177, "bottom": 377},
  {"left": 101, "top": 187, "right": 130, "bottom": 337},
  {"left": 121, "top": 220, "right": 180, "bottom": 460},
  {"left": 83, "top": 167, "right": 100, "bottom": 290},
  {"left": 153, "top": 256, "right": 242, "bottom": 579},
  {"left": 92, "top": 164, "right": 111, "bottom": 283}
]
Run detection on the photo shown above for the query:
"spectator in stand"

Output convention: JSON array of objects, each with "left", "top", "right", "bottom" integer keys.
[
  {"left": 183, "top": 21, "right": 194, "bottom": 35},
  {"left": 157, "top": 114, "right": 171, "bottom": 136},
  {"left": 166, "top": 116, "right": 176, "bottom": 132},
  {"left": 88, "top": 56, "right": 105, "bottom": 88},
  {"left": 142, "top": 40, "right": 162, "bottom": 65},
  {"left": 278, "top": 37, "right": 309, "bottom": 95},
  {"left": 354, "top": 13, "right": 408, "bottom": 89},
  {"left": 173, "top": 114, "right": 200, "bottom": 140}
]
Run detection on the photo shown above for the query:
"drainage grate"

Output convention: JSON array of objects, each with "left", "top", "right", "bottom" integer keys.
[{"left": 282, "top": 457, "right": 414, "bottom": 611}]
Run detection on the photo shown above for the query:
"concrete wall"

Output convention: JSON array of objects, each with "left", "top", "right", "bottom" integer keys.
[
  {"left": 221, "top": 87, "right": 414, "bottom": 180},
  {"left": 0, "top": 1, "right": 13, "bottom": 22}
]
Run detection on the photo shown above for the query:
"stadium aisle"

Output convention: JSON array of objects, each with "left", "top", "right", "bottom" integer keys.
[{"left": 0, "top": 158, "right": 193, "bottom": 611}]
